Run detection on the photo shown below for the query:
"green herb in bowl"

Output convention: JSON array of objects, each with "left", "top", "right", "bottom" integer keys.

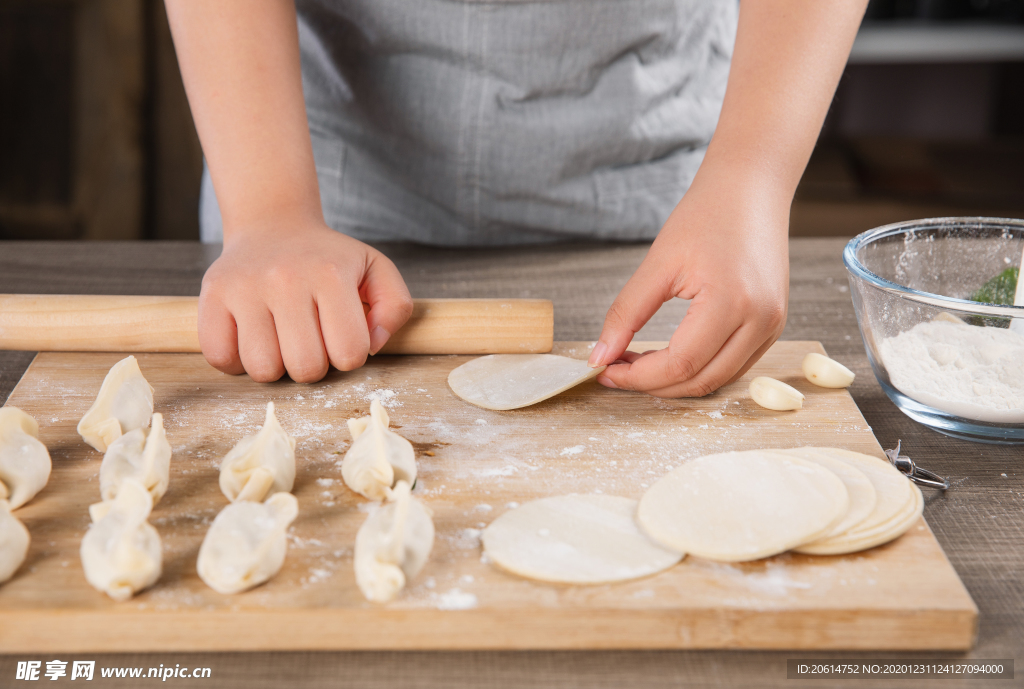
[{"left": 971, "top": 267, "right": 1018, "bottom": 305}]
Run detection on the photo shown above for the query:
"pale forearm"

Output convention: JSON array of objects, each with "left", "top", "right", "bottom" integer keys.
[
  {"left": 700, "top": 0, "right": 868, "bottom": 204},
  {"left": 165, "top": 0, "right": 321, "bottom": 236}
]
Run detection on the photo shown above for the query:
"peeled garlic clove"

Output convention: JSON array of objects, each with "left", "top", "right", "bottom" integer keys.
[
  {"left": 802, "top": 353, "right": 855, "bottom": 389},
  {"left": 749, "top": 377, "right": 804, "bottom": 411}
]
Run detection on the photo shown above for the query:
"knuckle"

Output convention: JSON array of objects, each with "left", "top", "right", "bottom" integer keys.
[
  {"left": 289, "top": 361, "right": 328, "bottom": 384},
  {"left": 247, "top": 364, "right": 285, "bottom": 384},
  {"left": 332, "top": 349, "right": 368, "bottom": 372},
  {"left": 667, "top": 354, "right": 700, "bottom": 382},
  {"left": 687, "top": 377, "right": 718, "bottom": 398},
  {"left": 764, "top": 300, "right": 788, "bottom": 332},
  {"left": 319, "top": 260, "right": 348, "bottom": 283},
  {"left": 200, "top": 271, "right": 222, "bottom": 293},
  {"left": 605, "top": 299, "right": 634, "bottom": 329},
  {"left": 393, "top": 294, "right": 415, "bottom": 322},
  {"left": 265, "top": 263, "right": 299, "bottom": 291},
  {"left": 203, "top": 349, "right": 239, "bottom": 373},
  {"left": 732, "top": 288, "right": 756, "bottom": 315}
]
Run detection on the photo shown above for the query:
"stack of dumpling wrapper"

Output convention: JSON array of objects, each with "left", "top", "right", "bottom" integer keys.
[
  {"left": 480, "top": 446, "right": 924, "bottom": 587},
  {"left": 635, "top": 447, "right": 924, "bottom": 562}
]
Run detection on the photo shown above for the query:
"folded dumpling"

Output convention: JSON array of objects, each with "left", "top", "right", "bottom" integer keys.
[
  {"left": 81, "top": 479, "right": 162, "bottom": 601},
  {"left": 219, "top": 402, "right": 296, "bottom": 503},
  {"left": 77, "top": 356, "right": 155, "bottom": 453},
  {"left": 197, "top": 492, "right": 299, "bottom": 594},
  {"left": 100, "top": 413, "right": 171, "bottom": 504},
  {"left": 342, "top": 400, "right": 416, "bottom": 501},
  {"left": 0, "top": 499, "right": 30, "bottom": 585},
  {"left": 0, "top": 406, "right": 51, "bottom": 509},
  {"left": 354, "top": 480, "right": 434, "bottom": 603}
]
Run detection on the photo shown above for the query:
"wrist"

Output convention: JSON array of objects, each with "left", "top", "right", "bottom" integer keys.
[{"left": 220, "top": 203, "right": 326, "bottom": 245}]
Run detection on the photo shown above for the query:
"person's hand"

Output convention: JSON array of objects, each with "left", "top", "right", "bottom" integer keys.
[
  {"left": 198, "top": 217, "right": 413, "bottom": 383},
  {"left": 587, "top": 170, "right": 790, "bottom": 397}
]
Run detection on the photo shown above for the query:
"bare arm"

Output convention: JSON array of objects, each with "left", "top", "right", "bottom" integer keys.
[
  {"left": 590, "top": 1, "right": 868, "bottom": 395},
  {"left": 166, "top": 1, "right": 412, "bottom": 383},
  {"left": 166, "top": 0, "right": 319, "bottom": 231}
]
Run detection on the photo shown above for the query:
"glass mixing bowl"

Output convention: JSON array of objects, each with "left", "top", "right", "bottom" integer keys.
[{"left": 844, "top": 217, "right": 1024, "bottom": 443}]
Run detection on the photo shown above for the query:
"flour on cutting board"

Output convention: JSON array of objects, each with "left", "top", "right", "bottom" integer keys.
[{"left": 63, "top": 347, "right": 892, "bottom": 614}]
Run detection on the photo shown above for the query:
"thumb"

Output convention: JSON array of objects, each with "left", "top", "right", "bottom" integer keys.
[
  {"left": 589, "top": 258, "right": 675, "bottom": 367},
  {"left": 360, "top": 253, "right": 414, "bottom": 355}
]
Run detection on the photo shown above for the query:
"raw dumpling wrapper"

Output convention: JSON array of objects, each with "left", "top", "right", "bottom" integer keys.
[
  {"left": 0, "top": 499, "right": 30, "bottom": 584},
  {"left": 482, "top": 494, "right": 683, "bottom": 584},
  {"left": 81, "top": 479, "right": 162, "bottom": 601},
  {"left": 100, "top": 412, "right": 171, "bottom": 504},
  {"left": 219, "top": 402, "right": 295, "bottom": 503},
  {"left": 77, "top": 356, "right": 155, "bottom": 453},
  {"left": 197, "top": 492, "right": 299, "bottom": 594},
  {"left": 637, "top": 451, "right": 849, "bottom": 562},
  {"left": 0, "top": 406, "right": 52, "bottom": 509},
  {"left": 448, "top": 354, "right": 605, "bottom": 410},
  {"left": 342, "top": 400, "right": 415, "bottom": 501},
  {"left": 354, "top": 480, "right": 434, "bottom": 603}
]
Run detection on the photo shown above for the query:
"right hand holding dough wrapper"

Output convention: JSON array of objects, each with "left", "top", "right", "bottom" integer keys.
[
  {"left": 80, "top": 478, "right": 162, "bottom": 601},
  {"left": 354, "top": 480, "right": 434, "bottom": 603},
  {"left": 0, "top": 406, "right": 51, "bottom": 509},
  {"left": 197, "top": 492, "right": 299, "bottom": 594},
  {"left": 100, "top": 412, "right": 171, "bottom": 504},
  {"left": 342, "top": 400, "right": 416, "bottom": 501},
  {"left": 0, "top": 499, "right": 30, "bottom": 585},
  {"left": 77, "top": 356, "right": 155, "bottom": 453},
  {"left": 219, "top": 402, "right": 296, "bottom": 503}
]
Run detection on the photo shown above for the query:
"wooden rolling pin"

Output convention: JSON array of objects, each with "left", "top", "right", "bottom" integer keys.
[{"left": 0, "top": 295, "right": 553, "bottom": 355}]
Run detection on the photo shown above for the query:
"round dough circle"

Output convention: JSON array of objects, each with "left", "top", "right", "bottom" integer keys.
[
  {"left": 637, "top": 451, "right": 849, "bottom": 562},
  {"left": 797, "top": 483, "right": 923, "bottom": 555},
  {"left": 777, "top": 447, "right": 877, "bottom": 539},
  {"left": 791, "top": 447, "right": 912, "bottom": 553},
  {"left": 448, "top": 354, "right": 605, "bottom": 410},
  {"left": 482, "top": 494, "right": 682, "bottom": 584}
]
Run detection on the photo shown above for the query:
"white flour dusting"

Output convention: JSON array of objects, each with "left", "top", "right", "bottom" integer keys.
[
  {"left": 878, "top": 319, "right": 1024, "bottom": 423},
  {"left": 364, "top": 388, "right": 402, "bottom": 408},
  {"left": 559, "top": 445, "right": 585, "bottom": 456},
  {"left": 435, "top": 588, "right": 478, "bottom": 610}
]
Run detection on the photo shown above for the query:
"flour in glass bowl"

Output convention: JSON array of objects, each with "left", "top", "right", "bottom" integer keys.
[{"left": 878, "top": 318, "right": 1024, "bottom": 423}]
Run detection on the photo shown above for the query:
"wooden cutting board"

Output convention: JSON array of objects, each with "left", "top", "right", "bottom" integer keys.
[{"left": 0, "top": 342, "right": 977, "bottom": 652}]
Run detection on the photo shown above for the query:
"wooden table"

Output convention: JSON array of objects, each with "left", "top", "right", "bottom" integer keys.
[{"left": 1, "top": 240, "right": 1020, "bottom": 688}]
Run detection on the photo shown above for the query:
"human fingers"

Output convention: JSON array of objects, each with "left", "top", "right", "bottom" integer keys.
[
  {"left": 318, "top": 277, "right": 372, "bottom": 372},
  {"left": 613, "top": 351, "right": 648, "bottom": 365},
  {"left": 720, "top": 336, "right": 779, "bottom": 388},
  {"left": 234, "top": 304, "right": 286, "bottom": 383},
  {"left": 359, "top": 252, "right": 414, "bottom": 355},
  {"left": 597, "top": 293, "right": 743, "bottom": 392},
  {"left": 271, "top": 293, "right": 329, "bottom": 383},
  {"left": 197, "top": 290, "right": 245, "bottom": 375},
  {"left": 636, "top": 322, "right": 769, "bottom": 398},
  {"left": 588, "top": 258, "right": 675, "bottom": 368}
]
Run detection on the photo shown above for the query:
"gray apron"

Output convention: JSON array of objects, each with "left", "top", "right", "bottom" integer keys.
[{"left": 200, "top": 0, "right": 737, "bottom": 245}]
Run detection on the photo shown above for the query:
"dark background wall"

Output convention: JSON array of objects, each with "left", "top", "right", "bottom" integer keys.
[
  {"left": 0, "top": 0, "right": 201, "bottom": 241},
  {"left": 0, "top": 0, "right": 1022, "bottom": 241}
]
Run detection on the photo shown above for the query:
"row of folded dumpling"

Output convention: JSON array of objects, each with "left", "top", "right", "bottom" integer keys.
[
  {"left": 4, "top": 354, "right": 435, "bottom": 604},
  {"left": 69, "top": 355, "right": 299, "bottom": 600},
  {"left": 0, "top": 405, "right": 52, "bottom": 585},
  {"left": 80, "top": 356, "right": 303, "bottom": 598},
  {"left": 77, "top": 355, "right": 166, "bottom": 600},
  {"left": 342, "top": 399, "right": 435, "bottom": 603}
]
